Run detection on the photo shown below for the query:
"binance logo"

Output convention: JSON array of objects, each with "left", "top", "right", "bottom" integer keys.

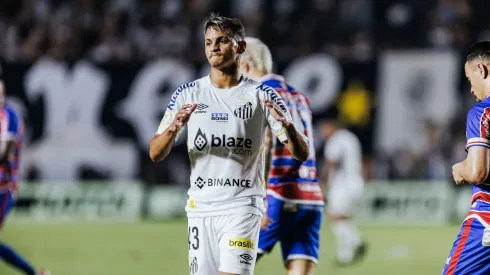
[{"left": 228, "top": 238, "right": 255, "bottom": 251}]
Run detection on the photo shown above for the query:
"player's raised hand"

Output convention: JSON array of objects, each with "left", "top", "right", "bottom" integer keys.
[
  {"left": 264, "top": 100, "right": 290, "bottom": 127},
  {"left": 452, "top": 162, "right": 465, "bottom": 185},
  {"left": 172, "top": 104, "right": 197, "bottom": 131}
]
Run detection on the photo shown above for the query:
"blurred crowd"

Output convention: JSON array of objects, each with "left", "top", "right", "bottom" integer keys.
[
  {"left": 0, "top": 0, "right": 488, "bottom": 182},
  {"left": 0, "top": 0, "right": 488, "bottom": 63}
]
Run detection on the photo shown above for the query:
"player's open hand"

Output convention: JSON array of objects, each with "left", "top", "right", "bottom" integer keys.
[
  {"left": 452, "top": 162, "right": 465, "bottom": 185},
  {"left": 172, "top": 104, "right": 197, "bottom": 131},
  {"left": 264, "top": 100, "right": 291, "bottom": 127}
]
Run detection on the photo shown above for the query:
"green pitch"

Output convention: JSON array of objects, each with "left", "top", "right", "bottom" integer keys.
[{"left": 0, "top": 220, "right": 459, "bottom": 275}]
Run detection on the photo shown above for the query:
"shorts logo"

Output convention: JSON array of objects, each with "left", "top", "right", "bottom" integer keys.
[
  {"left": 228, "top": 238, "right": 255, "bottom": 251},
  {"left": 234, "top": 102, "right": 253, "bottom": 120},
  {"left": 194, "top": 177, "right": 205, "bottom": 189},
  {"left": 195, "top": 103, "right": 209, "bottom": 114},
  {"left": 239, "top": 254, "right": 253, "bottom": 266},
  {"left": 211, "top": 113, "right": 229, "bottom": 122},
  {"left": 194, "top": 129, "right": 208, "bottom": 151},
  {"left": 189, "top": 257, "right": 198, "bottom": 274}
]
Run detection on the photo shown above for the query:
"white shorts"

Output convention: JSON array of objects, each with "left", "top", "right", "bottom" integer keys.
[
  {"left": 188, "top": 213, "right": 261, "bottom": 275},
  {"left": 327, "top": 184, "right": 364, "bottom": 217}
]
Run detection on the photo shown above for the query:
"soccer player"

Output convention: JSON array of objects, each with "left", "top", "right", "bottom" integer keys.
[
  {"left": 0, "top": 80, "right": 49, "bottom": 275},
  {"left": 239, "top": 37, "right": 324, "bottom": 275},
  {"left": 320, "top": 115, "right": 367, "bottom": 266},
  {"left": 443, "top": 41, "right": 490, "bottom": 275},
  {"left": 149, "top": 14, "right": 309, "bottom": 275}
]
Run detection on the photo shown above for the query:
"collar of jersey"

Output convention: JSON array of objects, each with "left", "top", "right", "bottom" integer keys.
[{"left": 207, "top": 75, "right": 247, "bottom": 91}]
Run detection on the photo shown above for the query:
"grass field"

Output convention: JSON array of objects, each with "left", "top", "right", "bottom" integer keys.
[{"left": 0, "top": 220, "right": 459, "bottom": 275}]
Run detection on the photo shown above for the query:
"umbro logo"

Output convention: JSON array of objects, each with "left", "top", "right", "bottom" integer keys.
[
  {"left": 239, "top": 253, "right": 253, "bottom": 266},
  {"left": 195, "top": 103, "right": 209, "bottom": 114}
]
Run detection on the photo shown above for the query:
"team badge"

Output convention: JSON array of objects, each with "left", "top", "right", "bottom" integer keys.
[{"left": 234, "top": 102, "right": 253, "bottom": 120}]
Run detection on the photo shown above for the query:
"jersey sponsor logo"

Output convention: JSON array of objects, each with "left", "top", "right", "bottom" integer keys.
[
  {"left": 211, "top": 113, "right": 229, "bottom": 122},
  {"left": 257, "top": 83, "right": 288, "bottom": 114},
  {"left": 228, "top": 238, "right": 255, "bottom": 251},
  {"left": 189, "top": 257, "right": 198, "bottom": 274},
  {"left": 194, "top": 103, "right": 209, "bottom": 114},
  {"left": 167, "top": 82, "right": 195, "bottom": 110},
  {"left": 234, "top": 102, "right": 253, "bottom": 120},
  {"left": 194, "top": 129, "right": 207, "bottom": 151},
  {"left": 194, "top": 176, "right": 206, "bottom": 189},
  {"left": 194, "top": 177, "right": 252, "bottom": 189},
  {"left": 193, "top": 128, "right": 253, "bottom": 155},
  {"left": 239, "top": 254, "right": 254, "bottom": 266}
]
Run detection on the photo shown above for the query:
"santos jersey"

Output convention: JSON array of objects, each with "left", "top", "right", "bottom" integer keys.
[
  {"left": 465, "top": 96, "right": 490, "bottom": 206},
  {"left": 156, "top": 75, "right": 301, "bottom": 217},
  {"left": 324, "top": 129, "right": 364, "bottom": 189}
]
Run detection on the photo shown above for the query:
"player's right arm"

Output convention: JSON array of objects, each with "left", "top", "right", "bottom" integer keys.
[
  {"left": 149, "top": 87, "right": 197, "bottom": 162},
  {"left": 453, "top": 107, "right": 490, "bottom": 184}
]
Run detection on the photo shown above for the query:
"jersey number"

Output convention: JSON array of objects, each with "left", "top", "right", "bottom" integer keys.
[{"left": 188, "top": 226, "right": 199, "bottom": 250}]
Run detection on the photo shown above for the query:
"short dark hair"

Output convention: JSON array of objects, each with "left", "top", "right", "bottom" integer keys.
[
  {"left": 467, "top": 41, "right": 490, "bottom": 62},
  {"left": 204, "top": 13, "right": 245, "bottom": 43}
]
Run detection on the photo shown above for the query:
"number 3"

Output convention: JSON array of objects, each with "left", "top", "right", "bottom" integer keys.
[{"left": 188, "top": 226, "right": 199, "bottom": 250}]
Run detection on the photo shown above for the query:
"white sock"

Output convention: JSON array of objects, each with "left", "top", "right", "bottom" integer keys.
[{"left": 332, "top": 220, "right": 362, "bottom": 263}]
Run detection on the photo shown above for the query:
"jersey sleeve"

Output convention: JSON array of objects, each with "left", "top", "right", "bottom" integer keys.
[
  {"left": 155, "top": 85, "right": 187, "bottom": 139},
  {"left": 466, "top": 106, "right": 490, "bottom": 151},
  {"left": 259, "top": 84, "right": 293, "bottom": 142},
  {"left": 1, "top": 109, "right": 19, "bottom": 142}
]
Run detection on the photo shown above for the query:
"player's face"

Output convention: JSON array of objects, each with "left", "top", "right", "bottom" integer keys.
[
  {"left": 465, "top": 61, "right": 490, "bottom": 102},
  {"left": 205, "top": 28, "right": 240, "bottom": 69},
  {"left": 320, "top": 121, "right": 336, "bottom": 139}
]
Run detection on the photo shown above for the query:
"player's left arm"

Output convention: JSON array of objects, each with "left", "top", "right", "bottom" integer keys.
[
  {"left": 0, "top": 110, "right": 18, "bottom": 164},
  {"left": 263, "top": 89, "right": 309, "bottom": 161},
  {"left": 263, "top": 128, "right": 274, "bottom": 183}
]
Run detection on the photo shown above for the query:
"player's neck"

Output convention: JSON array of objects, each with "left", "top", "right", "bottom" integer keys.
[{"left": 210, "top": 66, "right": 242, "bottom": 89}]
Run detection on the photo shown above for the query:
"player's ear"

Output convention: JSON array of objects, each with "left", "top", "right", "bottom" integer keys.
[
  {"left": 237, "top": 40, "right": 246, "bottom": 54},
  {"left": 478, "top": 63, "right": 489, "bottom": 79}
]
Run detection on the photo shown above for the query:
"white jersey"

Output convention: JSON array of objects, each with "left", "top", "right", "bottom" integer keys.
[
  {"left": 156, "top": 75, "right": 301, "bottom": 217},
  {"left": 324, "top": 129, "right": 364, "bottom": 189}
]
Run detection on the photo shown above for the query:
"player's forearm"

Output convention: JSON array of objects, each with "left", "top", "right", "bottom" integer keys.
[
  {"left": 0, "top": 141, "right": 14, "bottom": 164},
  {"left": 263, "top": 130, "right": 273, "bottom": 183},
  {"left": 461, "top": 159, "right": 489, "bottom": 184},
  {"left": 149, "top": 126, "right": 179, "bottom": 163},
  {"left": 284, "top": 123, "right": 309, "bottom": 161}
]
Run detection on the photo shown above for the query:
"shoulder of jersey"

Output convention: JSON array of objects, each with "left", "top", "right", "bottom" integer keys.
[{"left": 468, "top": 101, "right": 490, "bottom": 120}]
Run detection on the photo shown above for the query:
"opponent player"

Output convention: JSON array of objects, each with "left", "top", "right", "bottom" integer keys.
[
  {"left": 149, "top": 14, "right": 309, "bottom": 275},
  {"left": 0, "top": 80, "right": 49, "bottom": 275},
  {"left": 239, "top": 37, "right": 324, "bottom": 275},
  {"left": 443, "top": 41, "right": 490, "bottom": 275},
  {"left": 320, "top": 114, "right": 367, "bottom": 266}
]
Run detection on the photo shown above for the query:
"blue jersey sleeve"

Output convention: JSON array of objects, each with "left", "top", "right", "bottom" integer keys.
[{"left": 466, "top": 106, "right": 490, "bottom": 151}]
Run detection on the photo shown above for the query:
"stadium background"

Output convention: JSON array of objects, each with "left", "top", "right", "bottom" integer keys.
[{"left": 0, "top": 0, "right": 486, "bottom": 274}]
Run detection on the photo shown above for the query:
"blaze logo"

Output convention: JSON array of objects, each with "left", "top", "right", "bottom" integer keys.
[
  {"left": 194, "top": 129, "right": 208, "bottom": 151},
  {"left": 228, "top": 238, "right": 255, "bottom": 251}
]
